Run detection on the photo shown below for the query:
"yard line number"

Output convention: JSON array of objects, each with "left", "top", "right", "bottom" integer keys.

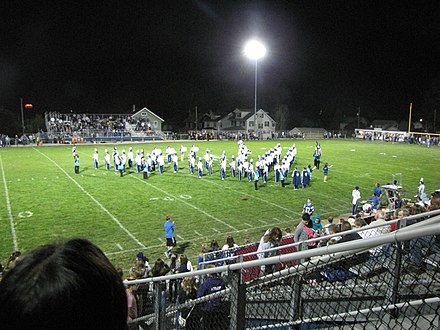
[{"left": 149, "top": 194, "right": 192, "bottom": 201}]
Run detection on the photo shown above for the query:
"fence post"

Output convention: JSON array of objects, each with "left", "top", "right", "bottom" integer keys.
[
  {"left": 289, "top": 272, "right": 303, "bottom": 329},
  {"left": 229, "top": 269, "right": 246, "bottom": 330},
  {"left": 288, "top": 243, "right": 303, "bottom": 328},
  {"left": 386, "top": 218, "right": 406, "bottom": 319},
  {"left": 153, "top": 281, "right": 167, "bottom": 330}
]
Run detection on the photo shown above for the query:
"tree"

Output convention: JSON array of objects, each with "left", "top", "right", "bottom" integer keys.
[{"left": 271, "top": 104, "right": 290, "bottom": 130}]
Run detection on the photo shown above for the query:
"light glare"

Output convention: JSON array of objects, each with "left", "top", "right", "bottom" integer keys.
[{"left": 244, "top": 40, "right": 266, "bottom": 60}]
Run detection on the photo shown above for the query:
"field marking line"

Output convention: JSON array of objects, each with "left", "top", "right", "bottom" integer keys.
[
  {"left": 244, "top": 222, "right": 253, "bottom": 228},
  {"left": 212, "top": 228, "right": 221, "bottom": 233},
  {"left": 158, "top": 238, "right": 164, "bottom": 243},
  {"left": 131, "top": 175, "right": 238, "bottom": 231},
  {"left": 106, "top": 217, "right": 296, "bottom": 256},
  {"left": 203, "top": 179, "right": 302, "bottom": 216},
  {"left": 177, "top": 234, "right": 184, "bottom": 240},
  {"left": 194, "top": 230, "right": 203, "bottom": 237},
  {"left": 33, "top": 148, "right": 146, "bottom": 248},
  {"left": 116, "top": 243, "right": 123, "bottom": 251},
  {"left": 0, "top": 156, "right": 19, "bottom": 251}
]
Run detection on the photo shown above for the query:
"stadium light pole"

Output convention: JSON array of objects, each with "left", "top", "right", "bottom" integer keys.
[{"left": 244, "top": 40, "right": 266, "bottom": 139}]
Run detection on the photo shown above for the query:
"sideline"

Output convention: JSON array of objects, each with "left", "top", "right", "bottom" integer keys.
[
  {"left": 33, "top": 148, "right": 146, "bottom": 248},
  {"left": 0, "top": 155, "right": 19, "bottom": 251}
]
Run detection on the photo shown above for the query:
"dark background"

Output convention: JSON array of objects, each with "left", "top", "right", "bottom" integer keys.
[{"left": 1, "top": 1, "right": 440, "bottom": 134}]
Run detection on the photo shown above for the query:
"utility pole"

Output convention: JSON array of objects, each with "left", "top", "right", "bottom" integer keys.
[
  {"left": 357, "top": 107, "right": 361, "bottom": 129},
  {"left": 20, "top": 98, "right": 25, "bottom": 136},
  {"left": 195, "top": 106, "right": 198, "bottom": 131}
]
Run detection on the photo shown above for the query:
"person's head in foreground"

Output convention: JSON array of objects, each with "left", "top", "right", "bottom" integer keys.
[{"left": 0, "top": 238, "right": 128, "bottom": 330}]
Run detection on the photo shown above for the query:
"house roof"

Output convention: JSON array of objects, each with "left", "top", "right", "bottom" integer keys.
[
  {"left": 132, "top": 107, "right": 164, "bottom": 122},
  {"left": 289, "top": 127, "right": 327, "bottom": 134}
]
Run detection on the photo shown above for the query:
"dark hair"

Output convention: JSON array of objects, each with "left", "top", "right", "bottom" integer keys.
[
  {"left": 226, "top": 235, "right": 235, "bottom": 248},
  {"left": 301, "top": 213, "right": 310, "bottom": 221},
  {"left": 210, "top": 240, "right": 219, "bottom": 250},
  {"left": 0, "top": 239, "right": 128, "bottom": 330},
  {"left": 341, "top": 222, "right": 352, "bottom": 232}
]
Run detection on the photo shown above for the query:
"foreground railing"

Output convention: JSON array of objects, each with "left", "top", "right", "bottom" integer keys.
[{"left": 125, "top": 210, "right": 440, "bottom": 330}]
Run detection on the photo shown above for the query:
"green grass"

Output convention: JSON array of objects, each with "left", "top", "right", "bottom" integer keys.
[{"left": 0, "top": 139, "right": 438, "bottom": 272}]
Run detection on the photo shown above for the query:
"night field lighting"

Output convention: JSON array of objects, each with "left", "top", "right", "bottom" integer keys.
[{"left": 244, "top": 40, "right": 266, "bottom": 139}]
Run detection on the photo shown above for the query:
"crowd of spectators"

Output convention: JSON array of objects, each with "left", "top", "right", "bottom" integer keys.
[
  {"left": 46, "top": 112, "right": 129, "bottom": 135},
  {"left": 356, "top": 130, "right": 439, "bottom": 146}
]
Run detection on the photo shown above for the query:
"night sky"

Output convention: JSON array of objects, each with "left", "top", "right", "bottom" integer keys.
[{"left": 2, "top": 1, "right": 440, "bottom": 130}]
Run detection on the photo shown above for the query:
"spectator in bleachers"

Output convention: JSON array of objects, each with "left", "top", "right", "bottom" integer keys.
[
  {"left": 197, "top": 243, "right": 210, "bottom": 270},
  {"left": 257, "top": 227, "right": 282, "bottom": 275},
  {"left": 294, "top": 213, "right": 313, "bottom": 250},
  {"left": 151, "top": 258, "right": 171, "bottom": 277},
  {"left": 407, "top": 191, "right": 440, "bottom": 273},
  {"left": 178, "top": 276, "right": 200, "bottom": 329},
  {"left": 312, "top": 215, "right": 323, "bottom": 234},
  {"left": 125, "top": 278, "right": 138, "bottom": 323},
  {"left": 197, "top": 268, "right": 228, "bottom": 329},
  {"left": 5, "top": 251, "right": 21, "bottom": 271},
  {"left": 177, "top": 255, "right": 193, "bottom": 273},
  {"left": 0, "top": 238, "right": 127, "bottom": 330},
  {"left": 221, "top": 235, "right": 239, "bottom": 265}
]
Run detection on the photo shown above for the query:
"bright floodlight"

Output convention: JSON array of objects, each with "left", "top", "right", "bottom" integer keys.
[{"left": 244, "top": 40, "right": 266, "bottom": 60}]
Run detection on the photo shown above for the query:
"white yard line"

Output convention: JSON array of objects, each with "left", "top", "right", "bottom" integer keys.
[
  {"left": 132, "top": 176, "right": 238, "bottom": 231},
  {"left": 34, "top": 148, "right": 145, "bottom": 248},
  {"left": 0, "top": 156, "right": 18, "bottom": 251},
  {"left": 204, "top": 180, "right": 302, "bottom": 216},
  {"left": 106, "top": 217, "right": 294, "bottom": 256}
]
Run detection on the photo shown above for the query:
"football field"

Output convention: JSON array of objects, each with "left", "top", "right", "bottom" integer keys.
[{"left": 0, "top": 139, "right": 438, "bottom": 270}]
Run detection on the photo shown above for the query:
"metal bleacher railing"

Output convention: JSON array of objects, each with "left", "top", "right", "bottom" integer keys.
[{"left": 125, "top": 210, "right": 440, "bottom": 330}]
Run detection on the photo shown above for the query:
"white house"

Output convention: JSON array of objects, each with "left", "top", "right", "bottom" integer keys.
[
  {"left": 131, "top": 107, "right": 165, "bottom": 132},
  {"left": 217, "top": 108, "right": 276, "bottom": 139}
]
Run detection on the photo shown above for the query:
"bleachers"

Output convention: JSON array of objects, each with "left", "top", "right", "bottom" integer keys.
[{"left": 125, "top": 209, "right": 440, "bottom": 329}]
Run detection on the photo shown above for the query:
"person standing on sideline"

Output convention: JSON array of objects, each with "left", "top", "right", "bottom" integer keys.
[
  {"left": 93, "top": 148, "right": 99, "bottom": 169},
  {"left": 352, "top": 186, "right": 361, "bottom": 215},
  {"left": 74, "top": 154, "right": 80, "bottom": 174},
  {"left": 164, "top": 216, "right": 176, "bottom": 258}
]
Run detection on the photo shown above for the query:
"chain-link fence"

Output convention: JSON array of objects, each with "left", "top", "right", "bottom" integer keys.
[{"left": 126, "top": 211, "right": 440, "bottom": 329}]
